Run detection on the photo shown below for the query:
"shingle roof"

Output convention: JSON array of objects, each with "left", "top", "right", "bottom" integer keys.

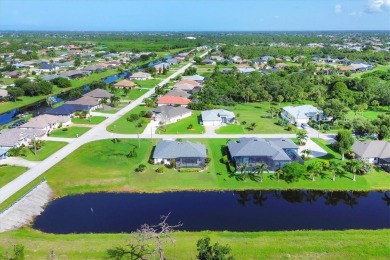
[
  {"left": 113, "top": 79, "right": 136, "bottom": 88},
  {"left": 66, "top": 96, "right": 100, "bottom": 106},
  {"left": 182, "top": 75, "right": 205, "bottom": 81},
  {"left": 0, "top": 89, "right": 8, "bottom": 97},
  {"left": 0, "top": 128, "right": 46, "bottom": 147},
  {"left": 46, "top": 104, "right": 90, "bottom": 116},
  {"left": 201, "top": 109, "right": 235, "bottom": 122},
  {"left": 228, "top": 138, "right": 296, "bottom": 161},
  {"left": 84, "top": 88, "right": 113, "bottom": 99},
  {"left": 130, "top": 72, "right": 151, "bottom": 78},
  {"left": 166, "top": 89, "right": 191, "bottom": 98},
  {"left": 157, "top": 95, "right": 191, "bottom": 105},
  {"left": 282, "top": 105, "right": 321, "bottom": 119},
  {"left": 20, "top": 114, "right": 70, "bottom": 129},
  {"left": 352, "top": 140, "right": 390, "bottom": 159},
  {"left": 153, "top": 140, "right": 206, "bottom": 159},
  {"left": 151, "top": 106, "right": 191, "bottom": 120}
]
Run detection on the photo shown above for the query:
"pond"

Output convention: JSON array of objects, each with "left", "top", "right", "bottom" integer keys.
[{"left": 32, "top": 190, "right": 390, "bottom": 234}]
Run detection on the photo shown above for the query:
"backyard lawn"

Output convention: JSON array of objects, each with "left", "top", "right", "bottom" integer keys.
[
  {"left": 43, "top": 138, "right": 390, "bottom": 197},
  {"left": 50, "top": 127, "right": 90, "bottom": 138},
  {"left": 0, "top": 229, "right": 388, "bottom": 259},
  {"left": 0, "top": 165, "right": 27, "bottom": 188},
  {"left": 23, "top": 141, "right": 67, "bottom": 161},
  {"left": 216, "top": 102, "right": 294, "bottom": 134},
  {"left": 157, "top": 111, "right": 205, "bottom": 134},
  {"left": 71, "top": 116, "right": 106, "bottom": 125},
  {"left": 107, "top": 105, "right": 151, "bottom": 134},
  {"left": 347, "top": 106, "right": 390, "bottom": 121}
]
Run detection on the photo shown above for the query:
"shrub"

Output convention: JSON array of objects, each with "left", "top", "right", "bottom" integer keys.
[
  {"left": 135, "top": 164, "right": 146, "bottom": 173},
  {"left": 205, "top": 157, "right": 211, "bottom": 164},
  {"left": 179, "top": 168, "right": 200, "bottom": 172},
  {"left": 241, "top": 121, "right": 246, "bottom": 125},
  {"left": 127, "top": 113, "right": 139, "bottom": 122},
  {"left": 187, "top": 124, "right": 193, "bottom": 129},
  {"left": 287, "top": 124, "right": 293, "bottom": 131},
  {"left": 156, "top": 166, "right": 165, "bottom": 173},
  {"left": 62, "top": 128, "right": 68, "bottom": 131},
  {"left": 221, "top": 155, "right": 228, "bottom": 164}
]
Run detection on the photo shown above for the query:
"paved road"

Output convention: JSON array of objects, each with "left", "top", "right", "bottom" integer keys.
[{"left": 0, "top": 54, "right": 201, "bottom": 204}]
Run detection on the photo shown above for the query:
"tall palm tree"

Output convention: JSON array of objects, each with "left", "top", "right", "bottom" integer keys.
[
  {"left": 329, "top": 161, "right": 340, "bottom": 181},
  {"left": 296, "top": 131, "right": 308, "bottom": 145},
  {"left": 237, "top": 162, "right": 249, "bottom": 181},
  {"left": 255, "top": 163, "right": 269, "bottom": 183},
  {"left": 346, "top": 160, "right": 362, "bottom": 182},
  {"left": 302, "top": 149, "right": 312, "bottom": 160}
]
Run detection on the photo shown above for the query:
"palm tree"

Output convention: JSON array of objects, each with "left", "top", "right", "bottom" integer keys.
[
  {"left": 237, "top": 162, "right": 249, "bottom": 181},
  {"left": 308, "top": 161, "right": 323, "bottom": 181},
  {"left": 254, "top": 163, "right": 269, "bottom": 183},
  {"left": 329, "top": 161, "right": 340, "bottom": 181},
  {"left": 296, "top": 131, "right": 308, "bottom": 145},
  {"left": 110, "top": 96, "right": 120, "bottom": 107},
  {"left": 276, "top": 169, "right": 283, "bottom": 182},
  {"left": 346, "top": 160, "right": 362, "bottom": 181},
  {"left": 301, "top": 149, "right": 312, "bottom": 160}
]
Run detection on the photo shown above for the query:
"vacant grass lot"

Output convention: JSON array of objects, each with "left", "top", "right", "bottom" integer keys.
[
  {"left": 347, "top": 106, "right": 390, "bottom": 120},
  {"left": 135, "top": 79, "right": 160, "bottom": 89},
  {"left": 107, "top": 105, "right": 151, "bottom": 134},
  {"left": 216, "top": 102, "right": 294, "bottom": 134},
  {"left": 23, "top": 141, "right": 67, "bottom": 161},
  {"left": 50, "top": 127, "right": 90, "bottom": 138},
  {"left": 157, "top": 111, "right": 205, "bottom": 134},
  {"left": 42, "top": 138, "right": 390, "bottom": 197},
  {"left": 71, "top": 116, "right": 106, "bottom": 125},
  {"left": 0, "top": 229, "right": 388, "bottom": 259},
  {"left": 0, "top": 165, "right": 27, "bottom": 188}
]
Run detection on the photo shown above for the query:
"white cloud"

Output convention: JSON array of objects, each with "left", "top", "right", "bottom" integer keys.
[
  {"left": 349, "top": 11, "right": 364, "bottom": 16},
  {"left": 334, "top": 4, "right": 342, "bottom": 13},
  {"left": 365, "top": 0, "right": 390, "bottom": 13}
]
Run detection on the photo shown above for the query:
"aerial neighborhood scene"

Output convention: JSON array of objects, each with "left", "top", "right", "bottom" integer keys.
[{"left": 0, "top": 0, "right": 389, "bottom": 259}]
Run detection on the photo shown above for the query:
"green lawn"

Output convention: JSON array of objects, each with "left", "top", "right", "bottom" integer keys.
[
  {"left": 71, "top": 116, "right": 106, "bottom": 125},
  {"left": 22, "top": 141, "right": 67, "bottom": 161},
  {"left": 311, "top": 138, "right": 341, "bottom": 160},
  {"left": 216, "top": 102, "right": 294, "bottom": 134},
  {"left": 71, "top": 69, "right": 120, "bottom": 88},
  {"left": 347, "top": 106, "right": 390, "bottom": 121},
  {"left": 94, "top": 109, "right": 118, "bottom": 114},
  {"left": 107, "top": 105, "right": 151, "bottom": 134},
  {"left": 135, "top": 79, "right": 161, "bottom": 89},
  {"left": 115, "top": 88, "right": 149, "bottom": 100},
  {"left": 157, "top": 111, "right": 205, "bottom": 134},
  {"left": 0, "top": 229, "right": 388, "bottom": 259},
  {"left": 50, "top": 127, "right": 90, "bottom": 138},
  {"left": 42, "top": 138, "right": 390, "bottom": 197},
  {"left": 0, "top": 165, "right": 27, "bottom": 188}
]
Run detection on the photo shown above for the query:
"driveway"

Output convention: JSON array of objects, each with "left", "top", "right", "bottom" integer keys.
[{"left": 298, "top": 138, "right": 327, "bottom": 158}]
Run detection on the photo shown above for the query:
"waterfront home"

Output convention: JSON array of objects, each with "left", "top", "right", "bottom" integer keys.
[
  {"left": 113, "top": 79, "right": 136, "bottom": 89},
  {"left": 157, "top": 95, "right": 191, "bottom": 107},
  {"left": 352, "top": 140, "right": 390, "bottom": 167},
  {"left": 281, "top": 105, "right": 323, "bottom": 126},
  {"left": 150, "top": 106, "right": 192, "bottom": 124},
  {"left": 84, "top": 88, "right": 113, "bottom": 100},
  {"left": 59, "top": 70, "right": 90, "bottom": 79},
  {"left": 201, "top": 109, "right": 235, "bottom": 126},
  {"left": 0, "top": 128, "right": 46, "bottom": 149},
  {"left": 82, "top": 64, "right": 105, "bottom": 72},
  {"left": 66, "top": 96, "right": 101, "bottom": 111},
  {"left": 19, "top": 114, "right": 71, "bottom": 134},
  {"left": 129, "top": 72, "right": 152, "bottom": 81},
  {"left": 45, "top": 104, "right": 92, "bottom": 117},
  {"left": 227, "top": 138, "right": 302, "bottom": 172},
  {"left": 152, "top": 140, "right": 207, "bottom": 169}
]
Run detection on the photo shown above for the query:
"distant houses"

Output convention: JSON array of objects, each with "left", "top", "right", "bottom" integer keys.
[
  {"left": 152, "top": 140, "right": 207, "bottom": 169},
  {"left": 129, "top": 72, "right": 152, "bottom": 81},
  {"left": 227, "top": 138, "right": 303, "bottom": 172}
]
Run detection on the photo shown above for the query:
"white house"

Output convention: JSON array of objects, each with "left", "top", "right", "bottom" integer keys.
[
  {"left": 201, "top": 109, "right": 235, "bottom": 126},
  {"left": 19, "top": 114, "right": 71, "bottom": 134},
  {"left": 129, "top": 72, "right": 152, "bottom": 81},
  {"left": 281, "top": 105, "right": 323, "bottom": 126}
]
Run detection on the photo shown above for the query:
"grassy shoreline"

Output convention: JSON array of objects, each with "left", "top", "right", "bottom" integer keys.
[{"left": 0, "top": 229, "right": 388, "bottom": 259}]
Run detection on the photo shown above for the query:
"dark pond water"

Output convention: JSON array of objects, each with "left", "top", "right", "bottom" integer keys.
[
  {"left": 0, "top": 71, "right": 130, "bottom": 125},
  {"left": 32, "top": 190, "right": 390, "bottom": 234}
]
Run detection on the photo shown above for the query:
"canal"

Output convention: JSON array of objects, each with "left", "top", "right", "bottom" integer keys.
[{"left": 32, "top": 190, "right": 390, "bottom": 234}]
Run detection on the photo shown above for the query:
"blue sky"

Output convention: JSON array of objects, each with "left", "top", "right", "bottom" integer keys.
[{"left": 0, "top": 0, "right": 389, "bottom": 31}]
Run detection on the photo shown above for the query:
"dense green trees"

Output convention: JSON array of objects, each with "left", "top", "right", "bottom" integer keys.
[
  {"left": 335, "top": 130, "right": 355, "bottom": 161},
  {"left": 196, "top": 237, "right": 234, "bottom": 260},
  {"left": 12, "top": 78, "right": 53, "bottom": 96}
]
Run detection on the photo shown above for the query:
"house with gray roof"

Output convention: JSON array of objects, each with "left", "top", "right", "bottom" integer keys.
[
  {"left": 19, "top": 114, "right": 71, "bottom": 134},
  {"left": 201, "top": 109, "right": 235, "bottom": 126},
  {"left": 227, "top": 138, "right": 302, "bottom": 171},
  {"left": 84, "top": 88, "right": 113, "bottom": 100},
  {"left": 152, "top": 140, "right": 207, "bottom": 169},
  {"left": 281, "top": 104, "right": 324, "bottom": 126},
  {"left": 150, "top": 106, "right": 192, "bottom": 124},
  {"left": 352, "top": 140, "right": 390, "bottom": 169},
  {"left": 181, "top": 75, "right": 205, "bottom": 84},
  {"left": 0, "top": 128, "right": 46, "bottom": 149},
  {"left": 0, "top": 89, "right": 8, "bottom": 99},
  {"left": 166, "top": 89, "right": 191, "bottom": 99}
]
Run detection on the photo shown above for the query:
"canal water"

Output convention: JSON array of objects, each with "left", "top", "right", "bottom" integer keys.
[
  {"left": 32, "top": 190, "right": 390, "bottom": 234},
  {"left": 0, "top": 71, "right": 130, "bottom": 126}
]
